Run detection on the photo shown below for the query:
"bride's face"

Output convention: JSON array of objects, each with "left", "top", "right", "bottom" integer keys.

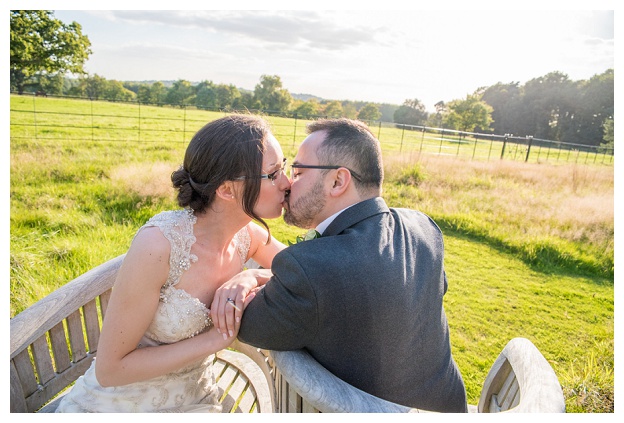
[{"left": 253, "top": 133, "right": 290, "bottom": 219}]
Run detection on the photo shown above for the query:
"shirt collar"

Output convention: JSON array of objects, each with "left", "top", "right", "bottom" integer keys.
[{"left": 316, "top": 205, "right": 354, "bottom": 235}]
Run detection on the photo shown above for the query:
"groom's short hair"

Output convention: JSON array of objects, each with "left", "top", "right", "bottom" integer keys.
[{"left": 307, "top": 118, "right": 383, "bottom": 195}]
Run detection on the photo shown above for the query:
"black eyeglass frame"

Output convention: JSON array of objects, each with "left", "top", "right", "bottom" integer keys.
[{"left": 290, "top": 164, "right": 362, "bottom": 182}]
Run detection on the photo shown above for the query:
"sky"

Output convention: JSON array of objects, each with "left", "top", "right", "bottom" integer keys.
[{"left": 9, "top": 1, "right": 616, "bottom": 112}]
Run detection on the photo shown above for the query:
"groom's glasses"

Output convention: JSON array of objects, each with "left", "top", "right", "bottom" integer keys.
[
  {"left": 234, "top": 158, "right": 287, "bottom": 186},
  {"left": 290, "top": 164, "right": 362, "bottom": 182}
]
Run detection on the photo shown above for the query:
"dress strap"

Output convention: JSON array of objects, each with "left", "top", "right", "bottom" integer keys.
[
  {"left": 233, "top": 226, "right": 251, "bottom": 271},
  {"left": 140, "top": 209, "right": 198, "bottom": 288}
]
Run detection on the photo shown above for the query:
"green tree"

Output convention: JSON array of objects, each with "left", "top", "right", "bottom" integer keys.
[
  {"left": 253, "top": 75, "right": 292, "bottom": 113},
  {"left": 37, "top": 72, "right": 66, "bottom": 95},
  {"left": 481, "top": 82, "right": 522, "bottom": 135},
  {"left": 393, "top": 98, "right": 428, "bottom": 126},
  {"left": 293, "top": 100, "right": 320, "bottom": 118},
  {"left": 574, "top": 69, "right": 614, "bottom": 145},
  {"left": 149, "top": 81, "right": 168, "bottom": 105},
  {"left": 341, "top": 101, "right": 358, "bottom": 119},
  {"left": 77, "top": 74, "right": 107, "bottom": 99},
  {"left": 103, "top": 80, "right": 136, "bottom": 101},
  {"left": 323, "top": 101, "right": 344, "bottom": 117},
  {"left": 520, "top": 71, "right": 574, "bottom": 140},
  {"left": 357, "top": 103, "right": 382, "bottom": 121},
  {"left": 165, "top": 79, "right": 194, "bottom": 107},
  {"left": 443, "top": 94, "right": 493, "bottom": 135},
  {"left": 215, "top": 84, "right": 241, "bottom": 109},
  {"left": 599, "top": 118, "right": 614, "bottom": 153},
  {"left": 195, "top": 80, "right": 218, "bottom": 109},
  {"left": 10, "top": 10, "right": 91, "bottom": 94}
]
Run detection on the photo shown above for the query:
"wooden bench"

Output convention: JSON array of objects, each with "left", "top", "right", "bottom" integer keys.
[{"left": 10, "top": 254, "right": 566, "bottom": 413}]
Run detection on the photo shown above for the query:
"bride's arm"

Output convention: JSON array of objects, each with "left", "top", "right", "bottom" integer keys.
[
  {"left": 210, "top": 222, "right": 287, "bottom": 337},
  {"left": 94, "top": 228, "right": 235, "bottom": 387},
  {"left": 246, "top": 221, "right": 286, "bottom": 269}
]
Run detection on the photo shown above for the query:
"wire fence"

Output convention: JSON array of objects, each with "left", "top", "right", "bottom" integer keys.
[{"left": 9, "top": 93, "right": 614, "bottom": 166}]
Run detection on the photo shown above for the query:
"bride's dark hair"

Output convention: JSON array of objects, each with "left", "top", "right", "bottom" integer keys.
[{"left": 171, "top": 114, "right": 272, "bottom": 239}]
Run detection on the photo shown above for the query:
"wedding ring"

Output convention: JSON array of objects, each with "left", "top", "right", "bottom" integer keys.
[{"left": 226, "top": 297, "right": 241, "bottom": 311}]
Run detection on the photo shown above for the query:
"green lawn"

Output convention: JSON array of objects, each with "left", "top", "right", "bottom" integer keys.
[{"left": 10, "top": 95, "right": 614, "bottom": 412}]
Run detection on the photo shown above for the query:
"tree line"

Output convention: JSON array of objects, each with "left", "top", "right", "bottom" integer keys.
[{"left": 10, "top": 10, "right": 614, "bottom": 149}]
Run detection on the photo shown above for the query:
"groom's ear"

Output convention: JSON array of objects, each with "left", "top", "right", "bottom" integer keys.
[{"left": 328, "top": 168, "right": 351, "bottom": 197}]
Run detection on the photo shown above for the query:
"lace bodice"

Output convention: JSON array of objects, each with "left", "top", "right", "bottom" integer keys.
[
  {"left": 140, "top": 209, "right": 251, "bottom": 344},
  {"left": 56, "top": 208, "right": 251, "bottom": 413}
]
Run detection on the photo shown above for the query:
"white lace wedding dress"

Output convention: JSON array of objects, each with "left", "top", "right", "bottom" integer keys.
[{"left": 56, "top": 209, "right": 250, "bottom": 412}]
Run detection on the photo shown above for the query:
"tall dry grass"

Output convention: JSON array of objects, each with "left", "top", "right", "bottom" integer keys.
[{"left": 383, "top": 153, "right": 614, "bottom": 277}]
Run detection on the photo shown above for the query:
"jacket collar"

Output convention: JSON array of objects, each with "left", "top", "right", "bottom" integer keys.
[{"left": 322, "top": 197, "right": 389, "bottom": 237}]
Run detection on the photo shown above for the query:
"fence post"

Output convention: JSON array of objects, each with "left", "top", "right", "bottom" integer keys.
[
  {"left": 501, "top": 134, "right": 509, "bottom": 160},
  {"left": 90, "top": 98, "right": 94, "bottom": 142},
  {"left": 32, "top": 94, "right": 38, "bottom": 140},
  {"left": 399, "top": 125, "right": 405, "bottom": 153},
  {"left": 472, "top": 133, "right": 478, "bottom": 159},
  {"left": 138, "top": 101, "right": 141, "bottom": 142},
  {"left": 525, "top": 136, "right": 533, "bottom": 162},
  {"left": 439, "top": 129, "right": 444, "bottom": 154},
  {"left": 378, "top": 121, "right": 382, "bottom": 140},
  {"left": 419, "top": 127, "right": 425, "bottom": 154},
  {"left": 183, "top": 105, "right": 187, "bottom": 142},
  {"left": 293, "top": 113, "right": 298, "bottom": 147}
]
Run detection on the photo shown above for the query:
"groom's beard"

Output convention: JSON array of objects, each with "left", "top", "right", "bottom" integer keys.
[{"left": 283, "top": 177, "right": 326, "bottom": 229}]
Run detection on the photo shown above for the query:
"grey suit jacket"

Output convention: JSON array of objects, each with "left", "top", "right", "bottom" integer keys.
[{"left": 238, "top": 197, "right": 467, "bottom": 412}]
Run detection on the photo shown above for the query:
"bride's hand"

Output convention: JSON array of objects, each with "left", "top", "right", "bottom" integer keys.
[{"left": 210, "top": 269, "right": 272, "bottom": 339}]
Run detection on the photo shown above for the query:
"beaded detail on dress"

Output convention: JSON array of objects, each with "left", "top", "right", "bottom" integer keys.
[
  {"left": 140, "top": 209, "right": 250, "bottom": 343},
  {"left": 55, "top": 209, "right": 251, "bottom": 413}
]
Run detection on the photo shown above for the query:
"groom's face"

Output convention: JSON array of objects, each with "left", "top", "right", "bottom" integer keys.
[{"left": 283, "top": 132, "right": 328, "bottom": 229}]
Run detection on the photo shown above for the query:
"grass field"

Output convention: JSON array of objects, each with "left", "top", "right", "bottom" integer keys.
[{"left": 9, "top": 96, "right": 614, "bottom": 412}]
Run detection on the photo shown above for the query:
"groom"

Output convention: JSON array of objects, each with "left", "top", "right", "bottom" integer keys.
[{"left": 228, "top": 118, "right": 466, "bottom": 412}]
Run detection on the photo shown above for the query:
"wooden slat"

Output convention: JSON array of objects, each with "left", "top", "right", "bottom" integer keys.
[
  {"left": 31, "top": 335, "right": 55, "bottom": 385},
  {"left": 478, "top": 356, "right": 513, "bottom": 412},
  {"left": 500, "top": 378, "right": 519, "bottom": 410},
  {"left": 226, "top": 372, "right": 249, "bottom": 413},
  {"left": 218, "top": 347, "right": 273, "bottom": 413},
  {"left": 10, "top": 360, "right": 29, "bottom": 412},
  {"left": 49, "top": 321, "right": 71, "bottom": 373},
  {"left": 99, "top": 289, "right": 112, "bottom": 319},
  {"left": 236, "top": 381, "right": 256, "bottom": 413},
  {"left": 497, "top": 371, "right": 518, "bottom": 409},
  {"left": 302, "top": 401, "right": 319, "bottom": 413},
  {"left": 12, "top": 348, "right": 38, "bottom": 397},
  {"left": 10, "top": 255, "right": 125, "bottom": 359},
  {"left": 478, "top": 337, "right": 565, "bottom": 413},
  {"left": 217, "top": 365, "right": 239, "bottom": 412},
  {"left": 288, "top": 384, "right": 302, "bottom": 412},
  {"left": 275, "top": 372, "right": 283, "bottom": 412},
  {"left": 280, "top": 371, "right": 289, "bottom": 412},
  {"left": 66, "top": 310, "right": 86, "bottom": 362},
  {"left": 82, "top": 299, "right": 101, "bottom": 352},
  {"left": 506, "top": 384, "right": 520, "bottom": 409}
]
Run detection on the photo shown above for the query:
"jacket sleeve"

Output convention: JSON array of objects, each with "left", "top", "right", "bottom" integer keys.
[{"left": 237, "top": 248, "right": 319, "bottom": 350}]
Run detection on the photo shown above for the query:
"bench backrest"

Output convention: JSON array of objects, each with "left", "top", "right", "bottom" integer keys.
[
  {"left": 477, "top": 337, "right": 566, "bottom": 412},
  {"left": 11, "top": 254, "right": 566, "bottom": 413},
  {"left": 10, "top": 255, "right": 125, "bottom": 412}
]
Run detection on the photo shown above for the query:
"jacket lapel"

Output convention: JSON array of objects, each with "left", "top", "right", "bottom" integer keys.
[{"left": 322, "top": 197, "right": 389, "bottom": 237}]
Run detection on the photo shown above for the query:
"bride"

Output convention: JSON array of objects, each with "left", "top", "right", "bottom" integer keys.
[{"left": 56, "top": 114, "right": 289, "bottom": 412}]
